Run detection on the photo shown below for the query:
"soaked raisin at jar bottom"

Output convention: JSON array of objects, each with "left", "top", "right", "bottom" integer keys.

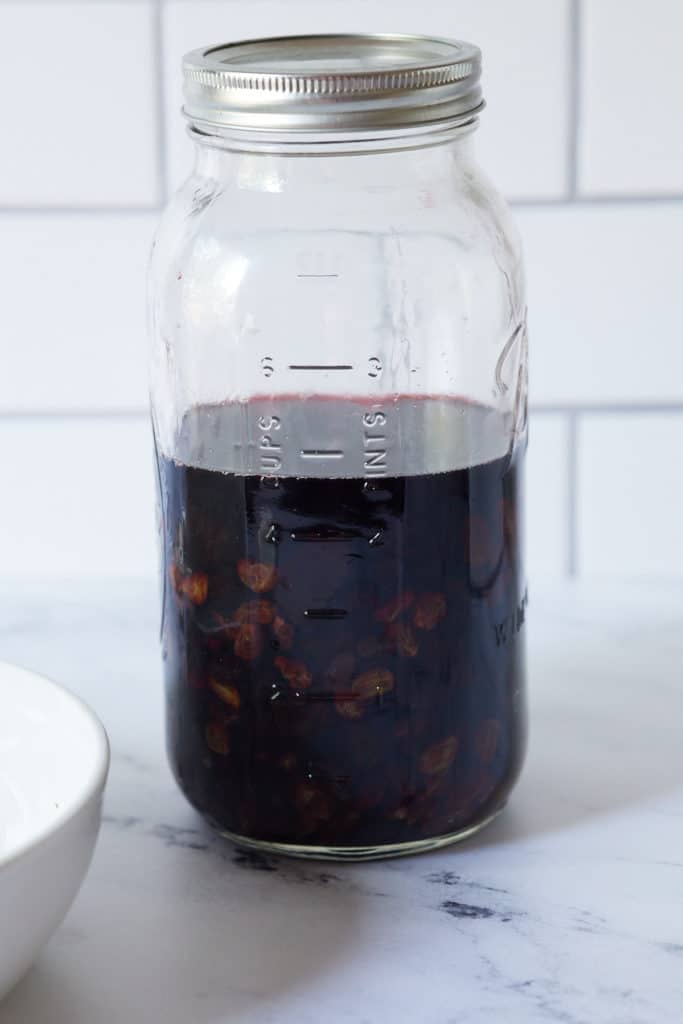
[{"left": 158, "top": 396, "right": 527, "bottom": 860}]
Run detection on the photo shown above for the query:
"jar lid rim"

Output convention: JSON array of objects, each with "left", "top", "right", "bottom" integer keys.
[{"left": 182, "top": 33, "right": 483, "bottom": 136}]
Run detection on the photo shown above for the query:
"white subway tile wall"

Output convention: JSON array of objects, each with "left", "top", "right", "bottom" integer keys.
[
  {"left": 0, "top": 214, "right": 153, "bottom": 412},
  {"left": 579, "top": 0, "right": 683, "bottom": 196},
  {"left": 0, "top": 418, "right": 157, "bottom": 580},
  {"left": 577, "top": 415, "right": 683, "bottom": 577},
  {"left": 525, "top": 415, "right": 570, "bottom": 580},
  {"left": 519, "top": 202, "right": 683, "bottom": 405},
  {"left": 0, "top": 2, "right": 161, "bottom": 207},
  {"left": 0, "top": 0, "right": 681, "bottom": 580}
]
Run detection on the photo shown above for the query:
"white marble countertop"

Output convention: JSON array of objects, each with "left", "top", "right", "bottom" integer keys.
[{"left": 0, "top": 579, "right": 681, "bottom": 1024}]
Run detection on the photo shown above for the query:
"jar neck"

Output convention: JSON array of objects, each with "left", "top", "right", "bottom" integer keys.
[{"left": 190, "top": 122, "right": 479, "bottom": 192}]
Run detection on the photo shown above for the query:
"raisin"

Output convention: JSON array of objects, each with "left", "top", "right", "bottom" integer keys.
[
  {"left": 376, "top": 591, "right": 414, "bottom": 624},
  {"left": 295, "top": 781, "right": 332, "bottom": 822},
  {"left": 274, "top": 656, "right": 312, "bottom": 690},
  {"left": 237, "top": 559, "right": 277, "bottom": 593},
  {"left": 234, "top": 624, "right": 262, "bottom": 661},
  {"left": 445, "top": 772, "right": 496, "bottom": 825},
  {"left": 351, "top": 668, "right": 394, "bottom": 700},
  {"left": 235, "top": 599, "right": 275, "bottom": 625},
  {"left": 208, "top": 678, "right": 241, "bottom": 714},
  {"left": 419, "top": 736, "right": 459, "bottom": 776},
  {"left": 271, "top": 614, "right": 295, "bottom": 650},
  {"left": 205, "top": 721, "right": 230, "bottom": 755},
  {"left": 475, "top": 719, "right": 501, "bottom": 765},
  {"left": 210, "top": 612, "right": 240, "bottom": 638},
  {"left": 389, "top": 791, "right": 432, "bottom": 826},
  {"left": 387, "top": 622, "right": 419, "bottom": 657},
  {"left": 335, "top": 697, "right": 364, "bottom": 721},
  {"left": 357, "top": 778, "right": 386, "bottom": 811},
  {"left": 171, "top": 564, "right": 209, "bottom": 606},
  {"left": 413, "top": 592, "right": 446, "bottom": 631},
  {"left": 468, "top": 514, "right": 501, "bottom": 581}
]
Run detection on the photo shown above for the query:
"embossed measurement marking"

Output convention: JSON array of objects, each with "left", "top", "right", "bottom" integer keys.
[
  {"left": 288, "top": 364, "right": 353, "bottom": 371},
  {"left": 300, "top": 449, "right": 344, "bottom": 459},
  {"left": 290, "top": 525, "right": 360, "bottom": 542},
  {"left": 304, "top": 609, "right": 347, "bottom": 620}
]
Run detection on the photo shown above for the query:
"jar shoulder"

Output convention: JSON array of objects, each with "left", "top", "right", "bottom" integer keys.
[{"left": 154, "top": 154, "right": 519, "bottom": 246}]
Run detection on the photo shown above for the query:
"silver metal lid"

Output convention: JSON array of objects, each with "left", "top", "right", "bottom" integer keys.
[{"left": 182, "top": 34, "right": 483, "bottom": 137}]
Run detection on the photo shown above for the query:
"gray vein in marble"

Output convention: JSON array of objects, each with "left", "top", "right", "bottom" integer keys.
[
  {"left": 659, "top": 942, "right": 683, "bottom": 956},
  {"left": 440, "top": 900, "right": 512, "bottom": 922},
  {"left": 102, "top": 813, "right": 369, "bottom": 892},
  {"left": 231, "top": 849, "right": 279, "bottom": 873},
  {"left": 425, "top": 869, "right": 509, "bottom": 895},
  {"left": 102, "top": 814, "right": 142, "bottom": 830},
  {"left": 151, "top": 824, "right": 212, "bottom": 851}
]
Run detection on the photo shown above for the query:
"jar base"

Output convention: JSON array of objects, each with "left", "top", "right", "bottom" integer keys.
[{"left": 213, "top": 804, "right": 506, "bottom": 862}]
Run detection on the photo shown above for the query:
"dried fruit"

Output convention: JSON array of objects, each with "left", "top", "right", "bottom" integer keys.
[
  {"left": 208, "top": 678, "right": 241, "bottom": 713},
  {"left": 351, "top": 668, "right": 394, "bottom": 701},
  {"left": 468, "top": 514, "right": 502, "bottom": 580},
  {"left": 413, "top": 592, "right": 447, "bottom": 631},
  {"left": 389, "top": 791, "right": 433, "bottom": 826},
  {"left": 295, "top": 781, "right": 332, "bottom": 822},
  {"left": 419, "top": 736, "right": 459, "bottom": 776},
  {"left": 274, "top": 656, "right": 312, "bottom": 690},
  {"left": 235, "top": 599, "right": 275, "bottom": 625},
  {"left": 271, "top": 614, "right": 294, "bottom": 650},
  {"left": 390, "top": 804, "right": 410, "bottom": 822},
  {"left": 503, "top": 497, "right": 517, "bottom": 547},
  {"left": 445, "top": 772, "right": 496, "bottom": 825},
  {"left": 387, "top": 622, "right": 419, "bottom": 657},
  {"left": 335, "top": 697, "right": 364, "bottom": 721},
  {"left": 376, "top": 591, "right": 414, "bottom": 623},
  {"left": 234, "top": 623, "right": 262, "bottom": 661},
  {"left": 237, "top": 559, "right": 277, "bottom": 593},
  {"left": 357, "top": 778, "right": 386, "bottom": 811},
  {"left": 475, "top": 719, "right": 501, "bottom": 765},
  {"left": 171, "top": 564, "right": 209, "bottom": 606},
  {"left": 208, "top": 612, "right": 239, "bottom": 639},
  {"left": 205, "top": 721, "right": 230, "bottom": 755}
]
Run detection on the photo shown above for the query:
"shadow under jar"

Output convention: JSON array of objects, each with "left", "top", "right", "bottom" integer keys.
[{"left": 148, "top": 34, "right": 529, "bottom": 860}]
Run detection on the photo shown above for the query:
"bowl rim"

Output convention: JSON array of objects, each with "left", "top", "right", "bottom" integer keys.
[{"left": 0, "top": 660, "right": 110, "bottom": 871}]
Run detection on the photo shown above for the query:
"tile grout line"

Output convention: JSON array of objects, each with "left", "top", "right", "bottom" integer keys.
[
  {"left": 566, "top": 0, "right": 582, "bottom": 199},
  {"left": 151, "top": 0, "right": 169, "bottom": 204},
  {"left": 0, "top": 206, "right": 162, "bottom": 216},
  {"left": 566, "top": 411, "right": 579, "bottom": 578},
  {"left": 532, "top": 402, "right": 683, "bottom": 414},
  {"left": 511, "top": 194, "right": 683, "bottom": 208},
  {"left": 1, "top": 195, "right": 682, "bottom": 217},
  {"left": 0, "top": 411, "right": 150, "bottom": 422},
  {"left": 3, "top": 404, "right": 683, "bottom": 421}
]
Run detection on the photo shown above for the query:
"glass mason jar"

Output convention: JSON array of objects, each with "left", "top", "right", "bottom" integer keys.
[{"left": 148, "top": 34, "right": 528, "bottom": 860}]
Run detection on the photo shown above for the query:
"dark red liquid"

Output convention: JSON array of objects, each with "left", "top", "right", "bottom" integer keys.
[{"left": 158, "top": 397, "right": 527, "bottom": 851}]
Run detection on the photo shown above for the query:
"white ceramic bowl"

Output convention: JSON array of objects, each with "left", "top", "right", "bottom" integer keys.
[{"left": 0, "top": 662, "right": 109, "bottom": 999}]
